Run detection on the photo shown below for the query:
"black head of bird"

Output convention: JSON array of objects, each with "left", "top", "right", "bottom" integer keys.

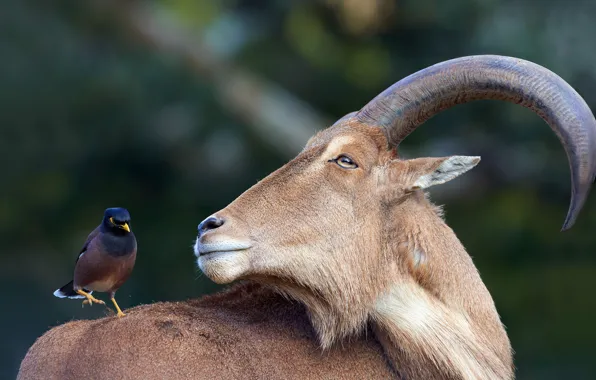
[
  {"left": 102, "top": 207, "right": 132, "bottom": 234},
  {"left": 53, "top": 207, "right": 137, "bottom": 318}
]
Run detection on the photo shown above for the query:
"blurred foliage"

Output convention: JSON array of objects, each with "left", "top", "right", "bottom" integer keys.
[{"left": 2, "top": 0, "right": 596, "bottom": 378}]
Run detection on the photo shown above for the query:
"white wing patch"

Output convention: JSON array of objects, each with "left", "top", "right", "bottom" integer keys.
[
  {"left": 53, "top": 289, "right": 68, "bottom": 298},
  {"left": 53, "top": 288, "right": 89, "bottom": 299}
]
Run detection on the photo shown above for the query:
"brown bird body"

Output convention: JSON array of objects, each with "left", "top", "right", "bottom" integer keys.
[
  {"left": 54, "top": 207, "right": 137, "bottom": 317},
  {"left": 75, "top": 227, "right": 136, "bottom": 296}
]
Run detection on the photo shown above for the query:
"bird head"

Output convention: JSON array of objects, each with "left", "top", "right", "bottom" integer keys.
[{"left": 103, "top": 207, "right": 132, "bottom": 234}]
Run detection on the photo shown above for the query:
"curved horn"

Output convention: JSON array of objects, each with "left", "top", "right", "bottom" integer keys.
[{"left": 356, "top": 55, "right": 596, "bottom": 231}]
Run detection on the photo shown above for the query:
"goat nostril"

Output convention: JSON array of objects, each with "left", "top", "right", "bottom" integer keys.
[{"left": 198, "top": 216, "right": 225, "bottom": 235}]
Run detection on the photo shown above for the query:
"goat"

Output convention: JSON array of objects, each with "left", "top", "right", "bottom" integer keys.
[{"left": 18, "top": 55, "right": 596, "bottom": 380}]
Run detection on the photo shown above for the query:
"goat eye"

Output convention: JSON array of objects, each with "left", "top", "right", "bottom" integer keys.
[{"left": 334, "top": 155, "right": 358, "bottom": 169}]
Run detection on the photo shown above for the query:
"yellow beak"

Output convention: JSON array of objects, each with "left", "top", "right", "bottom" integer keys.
[{"left": 109, "top": 217, "right": 130, "bottom": 232}]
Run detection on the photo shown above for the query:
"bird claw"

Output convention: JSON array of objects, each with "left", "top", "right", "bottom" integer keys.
[{"left": 81, "top": 295, "right": 104, "bottom": 307}]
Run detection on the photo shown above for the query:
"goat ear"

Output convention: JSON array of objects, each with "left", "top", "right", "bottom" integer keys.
[{"left": 406, "top": 156, "right": 481, "bottom": 191}]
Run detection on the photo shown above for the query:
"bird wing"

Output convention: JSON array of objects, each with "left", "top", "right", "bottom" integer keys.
[{"left": 75, "top": 226, "right": 101, "bottom": 263}]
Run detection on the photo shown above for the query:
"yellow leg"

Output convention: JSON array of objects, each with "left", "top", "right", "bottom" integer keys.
[
  {"left": 76, "top": 289, "right": 104, "bottom": 306},
  {"left": 111, "top": 297, "right": 126, "bottom": 318}
]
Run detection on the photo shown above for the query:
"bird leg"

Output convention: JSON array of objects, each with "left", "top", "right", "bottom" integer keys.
[
  {"left": 76, "top": 289, "right": 105, "bottom": 306},
  {"left": 110, "top": 297, "right": 126, "bottom": 317}
]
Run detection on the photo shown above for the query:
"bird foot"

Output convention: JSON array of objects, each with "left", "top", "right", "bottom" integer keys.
[
  {"left": 110, "top": 298, "right": 126, "bottom": 318},
  {"left": 76, "top": 289, "right": 105, "bottom": 307},
  {"left": 81, "top": 295, "right": 105, "bottom": 307}
]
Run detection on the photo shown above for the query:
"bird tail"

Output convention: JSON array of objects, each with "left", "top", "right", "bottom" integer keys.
[{"left": 53, "top": 280, "right": 92, "bottom": 299}]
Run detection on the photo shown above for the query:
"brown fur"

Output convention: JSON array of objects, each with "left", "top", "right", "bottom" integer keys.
[
  {"left": 193, "top": 123, "right": 512, "bottom": 378},
  {"left": 21, "top": 123, "right": 515, "bottom": 379},
  {"left": 19, "top": 283, "right": 394, "bottom": 379}
]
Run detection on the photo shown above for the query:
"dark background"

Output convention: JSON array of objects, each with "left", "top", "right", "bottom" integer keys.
[{"left": 3, "top": 0, "right": 596, "bottom": 378}]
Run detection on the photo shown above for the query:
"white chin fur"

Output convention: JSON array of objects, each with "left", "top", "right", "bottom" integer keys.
[{"left": 197, "top": 251, "right": 249, "bottom": 284}]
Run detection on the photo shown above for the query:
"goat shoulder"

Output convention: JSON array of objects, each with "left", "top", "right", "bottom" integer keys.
[{"left": 18, "top": 283, "right": 395, "bottom": 380}]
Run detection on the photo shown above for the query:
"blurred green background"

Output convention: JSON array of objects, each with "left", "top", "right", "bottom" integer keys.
[{"left": 3, "top": 0, "right": 596, "bottom": 378}]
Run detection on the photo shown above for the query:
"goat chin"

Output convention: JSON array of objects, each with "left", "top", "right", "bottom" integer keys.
[
  {"left": 196, "top": 251, "right": 247, "bottom": 284},
  {"left": 194, "top": 237, "right": 252, "bottom": 284}
]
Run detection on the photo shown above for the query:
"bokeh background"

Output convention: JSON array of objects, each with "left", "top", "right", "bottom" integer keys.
[{"left": 3, "top": 0, "right": 596, "bottom": 378}]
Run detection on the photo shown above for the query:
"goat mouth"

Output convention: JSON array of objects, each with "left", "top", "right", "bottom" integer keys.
[
  {"left": 199, "top": 250, "right": 243, "bottom": 258},
  {"left": 196, "top": 241, "right": 252, "bottom": 257}
]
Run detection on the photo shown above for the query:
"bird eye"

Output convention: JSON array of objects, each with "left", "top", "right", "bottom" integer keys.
[
  {"left": 110, "top": 217, "right": 124, "bottom": 226},
  {"left": 330, "top": 154, "right": 358, "bottom": 169}
]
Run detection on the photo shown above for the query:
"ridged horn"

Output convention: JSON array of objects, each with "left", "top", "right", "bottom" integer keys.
[{"left": 356, "top": 55, "right": 596, "bottom": 230}]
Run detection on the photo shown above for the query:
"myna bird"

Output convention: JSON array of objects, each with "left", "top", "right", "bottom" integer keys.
[{"left": 53, "top": 207, "right": 137, "bottom": 317}]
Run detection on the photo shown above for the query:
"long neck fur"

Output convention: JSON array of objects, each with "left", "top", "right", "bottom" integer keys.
[
  {"left": 370, "top": 193, "right": 513, "bottom": 379},
  {"left": 272, "top": 193, "right": 514, "bottom": 379}
]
